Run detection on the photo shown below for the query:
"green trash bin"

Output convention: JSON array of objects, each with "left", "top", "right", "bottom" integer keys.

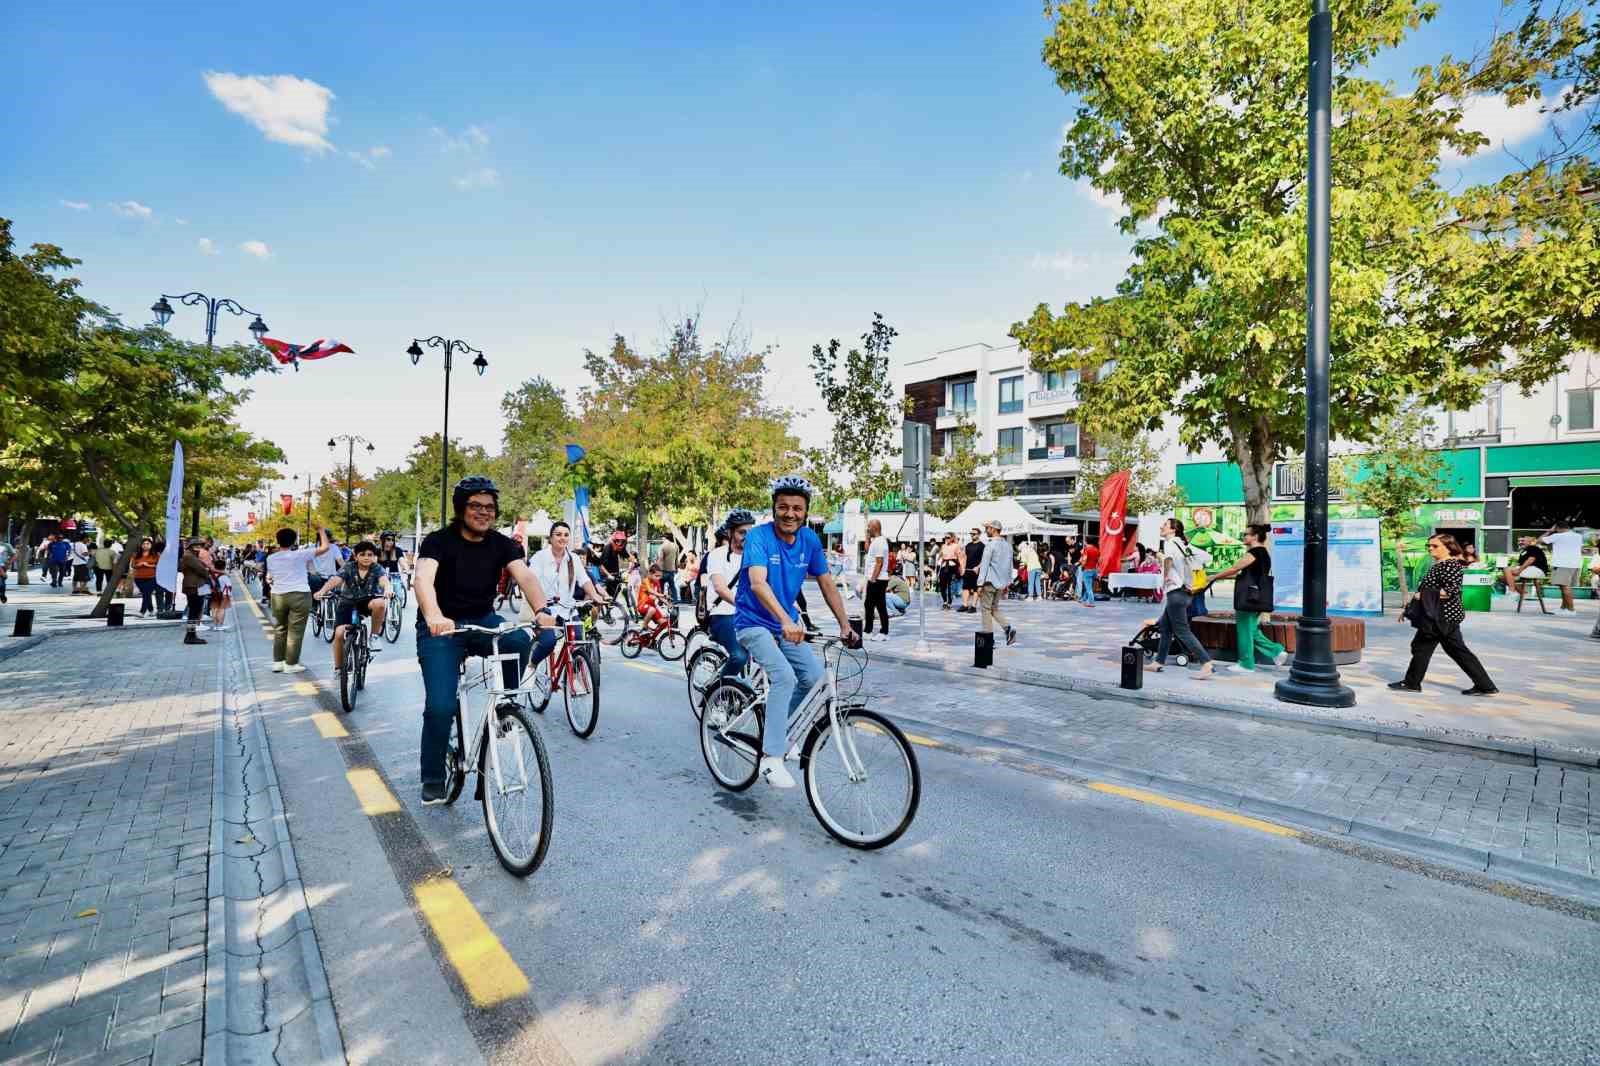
[{"left": 1462, "top": 567, "right": 1494, "bottom": 613}]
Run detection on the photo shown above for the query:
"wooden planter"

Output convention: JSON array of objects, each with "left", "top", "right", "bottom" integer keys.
[{"left": 1189, "top": 612, "right": 1365, "bottom": 664}]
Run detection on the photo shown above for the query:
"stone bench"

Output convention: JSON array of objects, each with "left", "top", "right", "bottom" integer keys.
[{"left": 1189, "top": 612, "right": 1366, "bottom": 664}]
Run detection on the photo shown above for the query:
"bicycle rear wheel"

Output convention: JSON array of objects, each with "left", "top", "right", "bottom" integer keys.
[
  {"left": 685, "top": 645, "right": 726, "bottom": 719},
  {"left": 594, "top": 603, "right": 625, "bottom": 645},
  {"left": 311, "top": 603, "right": 324, "bottom": 638},
  {"left": 525, "top": 659, "right": 552, "bottom": 713},
  {"left": 801, "top": 705, "right": 919, "bottom": 850},
  {"left": 563, "top": 646, "right": 599, "bottom": 738},
  {"left": 698, "top": 679, "right": 761, "bottom": 791},
  {"left": 339, "top": 632, "right": 358, "bottom": 713},
  {"left": 480, "top": 704, "right": 554, "bottom": 877},
  {"left": 657, "top": 628, "right": 686, "bottom": 662}
]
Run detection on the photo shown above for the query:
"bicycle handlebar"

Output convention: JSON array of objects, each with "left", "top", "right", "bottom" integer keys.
[{"left": 451, "top": 621, "right": 542, "bottom": 637}]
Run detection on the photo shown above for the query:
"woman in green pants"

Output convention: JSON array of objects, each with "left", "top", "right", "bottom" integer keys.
[{"left": 1208, "top": 524, "right": 1290, "bottom": 672}]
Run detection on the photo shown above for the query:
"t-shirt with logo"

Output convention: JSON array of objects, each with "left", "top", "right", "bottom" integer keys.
[
  {"left": 734, "top": 523, "right": 829, "bottom": 633},
  {"left": 418, "top": 526, "right": 525, "bottom": 621}
]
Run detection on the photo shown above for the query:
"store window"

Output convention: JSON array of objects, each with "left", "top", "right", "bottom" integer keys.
[
  {"left": 1570, "top": 387, "right": 1597, "bottom": 431},
  {"left": 997, "top": 428, "right": 1023, "bottom": 466},
  {"left": 998, "top": 376, "right": 1023, "bottom": 414}
]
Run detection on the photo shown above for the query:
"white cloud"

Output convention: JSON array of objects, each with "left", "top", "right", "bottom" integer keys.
[
  {"left": 454, "top": 167, "right": 501, "bottom": 191},
  {"left": 109, "top": 200, "right": 153, "bottom": 219},
  {"left": 346, "top": 144, "right": 392, "bottom": 169},
  {"left": 175, "top": 217, "right": 189, "bottom": 225},
  {"left": 203, "top": 72, "right": 336, "bottom": 152},
  {"left": 197, "top": 237, "right": 218, "bottom": 256},
  {"left": 239, "top": 240, "right": 272, "bottom": 259},
  {"left": 1440, "top": 86, "right": 1567, "bottom": 161},
  {"left": 1030, "top": 251, "right": 1092, "bottom": 277},
  {"left": 432, "top": 124, "right": 490, "bottom": 152},
  {"left": 369, "top": 145, "right": 391, "bottom": 159},
  {"left": 60, "top": 199, "right": 90, "bottom": 211}
]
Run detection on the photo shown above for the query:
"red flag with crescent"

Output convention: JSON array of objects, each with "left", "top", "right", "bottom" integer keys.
[
  {"left": 1098, "top": 470, "right": 1131, "bottom": 575},
  {"left": 261, "top": 336, "right": 354, "bottom": 371},
  {"left": 280, "top": 494, "right": 295, "bottom": 516}
]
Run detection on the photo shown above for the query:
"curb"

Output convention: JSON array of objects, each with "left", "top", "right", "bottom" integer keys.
[
  {"left": 869, "top": 646, "right": 1600, "bottom": 769},
  {"left": 890, "top": 710, "right": 1600, "bottom": 907}
]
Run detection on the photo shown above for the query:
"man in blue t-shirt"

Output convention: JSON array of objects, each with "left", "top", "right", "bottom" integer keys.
[{"left": 734, "top": 475, "right": 860, "bottom": 789}]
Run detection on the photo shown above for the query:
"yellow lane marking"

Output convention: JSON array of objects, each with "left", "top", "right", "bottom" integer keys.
[
  {"left": 293, "top": 681, "right": 318, "bottom": 697},
  {"left": 346, "top": 768, "right": 401, "bottom": 816},
  {"left": 1088, "top": 782, "right": 1300, "bottom": 838},
  {"left": 311, "top": 713, "right": 349, "bottom": 739},
  {"left": 903, "top": 733, "right": 943, "bottom": 749},
  {"left": 414, "top": 878, "right": 531, "bottom": 1007},
  {"left": 619, "top": 659, "right": 677, "bottom": 678}
]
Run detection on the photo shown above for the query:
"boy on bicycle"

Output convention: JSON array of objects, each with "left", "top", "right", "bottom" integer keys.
[
  {"left": 314, "top": 540, "right": 392, "bottom": 673},
  {"left": 735, "top": 476, "right": 860, "bottom": 789}
]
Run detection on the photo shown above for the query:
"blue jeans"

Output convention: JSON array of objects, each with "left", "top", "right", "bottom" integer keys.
[
  {"left": 415, "top": 613, "right": 556, "bottom": 786},
  {"left": 707, "top": 613, "right": 747, "bottom": 677},
  {"left": 135, "top": 576, "right": 157, "bottom": 613},
  {"left": 1077, "top": 567, "right": 1097, "bottom": 602},
  {"left": 1027, "top": 570, "right": 1042, "bottom": 598},
  {"left": 737, "top": 626, "right": 822, "bottom": 757}
]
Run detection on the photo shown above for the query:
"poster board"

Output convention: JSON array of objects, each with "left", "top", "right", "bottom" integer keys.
[{"left": 1270, "top": 518, "right": 1383, "bottom": 615}]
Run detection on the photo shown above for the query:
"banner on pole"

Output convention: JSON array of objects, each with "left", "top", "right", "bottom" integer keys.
[
  {"left": 280, "top": 494, "right": 295, "bottom": 516},
  {"left": 155, "top": 442, "right": 184, "bottom": 593}
]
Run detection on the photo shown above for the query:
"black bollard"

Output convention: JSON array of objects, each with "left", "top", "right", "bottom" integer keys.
[
  {"left": 974, "top": 631, "right": 994, "bottom": 669},
  {"left": 107, "top": 603, "right": 125, "bottom": 627},
  {"left": 1120, "top": 643, "right": 1144, "bottom": 690},
  {"left": 12, "top": 608, "right": 34, "bottom": 638}
]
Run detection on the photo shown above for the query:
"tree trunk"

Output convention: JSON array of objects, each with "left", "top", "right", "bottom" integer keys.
[
  {"left": 634, "top": 498, "right": 648, "bottom": 551},
  {"left": 89, "top": 546, "right": 136, "bottom": 618},
  {"left": 15, "top": 519, "right": 33, "bottom": 586},
  {"left": 1230, "top": 420, "right": 1276, "bottom": 524}
]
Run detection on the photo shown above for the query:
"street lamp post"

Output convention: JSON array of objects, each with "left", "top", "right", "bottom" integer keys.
[
  {"left": 327, "top": 437, "right": 375, "bottom": 544},
  {"left": 151, "top": 292, "right": 269, "bottom": 537},
  {"left": 407, "top": 336, "right": 488, "bottom": 526},
  {"left": 1276, "top": 0, "right": 1355, "bottom": 709}
]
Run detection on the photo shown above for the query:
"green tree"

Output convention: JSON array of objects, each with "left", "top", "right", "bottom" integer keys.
[
  {"left": 1070, "top": 434, "right": 1183, "bottom": 517},
  {"left": 492, "top": 377, "right": 573, "bottom": 521},
  {"left": 1013, "top": 0, "right": 1598, "bottom": 523},
  {"left": 927, "top": 419, "right": 993, "bottom": 520},
  {"left": 810, "top": 313, "right": 907, "bottom": 498},
  {"left": 366, "top": 434, "right": 493, "bottom": 533}
]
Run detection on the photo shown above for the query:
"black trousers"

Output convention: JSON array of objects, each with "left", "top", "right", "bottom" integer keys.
[
  {"left": 864, "top": 579, "right": 890, "bottom": 635},
  {"left": 94, "top": 567, "right": 111, "bottom": 591},
  {"left": 1402, "top": 626, "right": 1494, "bottom": 690}
]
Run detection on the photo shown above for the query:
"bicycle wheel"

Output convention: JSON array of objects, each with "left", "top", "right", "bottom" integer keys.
[
  {"left": 682, "top": 627, "right": 712, "bottom": 669},
  {"left": 698, "top": 679, "right": 761, "bottom": 791},
  {"left": 394, "top": 580, "right": 408, "bottom": 609},
  {"left": 525, "top": 659, "right": 553, "bottom": 713},
  {"left": 479, "top": 703, "right": 554, "bottom": 878},
  {"left": 311, "top": 602, "right": 324, "bottom": 638},
  {"left": 801, "top": 706, "right": 920, "bottom": 850},
  {"left": 339, "top": 632, "right": 358, "bottom": 713},
  {"left": 595, "top": 603, "right": 625, "bottom": 646},
  {"left": 619, "top": 625, "right": 642, "bottom": 659},
  {"left": 322, "top": 602, "right": 336, "bottom": 643},
  {"left": 657, "top": 628, "right": 687, "bottom": 662},
  {"left": 384, "top": 599, "right": 402, "bottom": 643},
  {"left": 563, "top": 646, "right": 599, "bottom": 738},
  {"left": 356, "top": 630, "right": 369, "bottom": 692},
  {"left": 685, "top": 645, "right": 726, "bottom": 718},
  {"left": 442, "top": 705, "right": 467, "bottom": 805}
]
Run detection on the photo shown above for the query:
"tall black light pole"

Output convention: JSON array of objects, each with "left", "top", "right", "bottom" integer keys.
[
  {"left": 327, "top": 436, "right": 375, "bottom": 543},
  {"left": 1277, "top": 0, "right": 1355, "bottom": 708},
  {"left": 151, "top": 292, "right": 269, "bottom": 537},
  {"left": 407, "top": 337, "right": 488, "bottom": 526}
]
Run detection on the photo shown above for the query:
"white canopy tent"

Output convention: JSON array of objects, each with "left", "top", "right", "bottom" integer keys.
[
  {"left": 946, "top": 497, "right": 1079, "bottom": 538},
  {"left": 869, "top": 510, "right": 949, "bottom": 542}
]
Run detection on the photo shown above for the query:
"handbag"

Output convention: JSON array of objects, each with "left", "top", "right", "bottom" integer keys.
[
  {"left": 1403, "top": 585, "right": 1450, "bottom": 637},
  {"left": 1232, "top": 552, "right": 1275, "bottom": 613}
]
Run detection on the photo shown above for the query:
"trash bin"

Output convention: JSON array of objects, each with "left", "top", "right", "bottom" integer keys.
[
  {"left": 107, "top": 603, "right": 125, "bottom": 627},
  {"left": 1462, "top": 567, "right": 1494, "bottom": 613},
  {"left": 974, "top": 631, "right": 994, "bottom": 669},
  {"left": 1120, "top": 644, "right": 1144, "bottom": 690}
]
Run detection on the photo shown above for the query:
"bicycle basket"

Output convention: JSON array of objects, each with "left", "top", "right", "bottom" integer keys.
[{"left": 826, "top": 641, "right": 867, "bottom": 700}]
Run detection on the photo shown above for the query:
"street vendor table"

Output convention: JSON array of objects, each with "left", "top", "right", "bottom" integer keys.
[{"left": 1106, "top": 572, "right": 1161, "bottom": 592}]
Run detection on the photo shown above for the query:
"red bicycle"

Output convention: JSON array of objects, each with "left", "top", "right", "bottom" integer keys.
[
  {"left": 620, "top": 601, "right": 686, "bottom": 662},
  {"left": 525, "top": 603, "right": 601, "bottom": 738}
]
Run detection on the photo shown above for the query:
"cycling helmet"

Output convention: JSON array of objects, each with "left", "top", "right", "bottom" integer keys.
[
  {"left": 769, "top": 475, "right": 814, "bottom": 503},
  {"left": 451, "top": 475, "right": 500, "bottom": 519},
  {"left": 724, "top": 508, "right": 756, "bottom": 530},
  {"left": 379, "top": 530, "right": 397, "bottom": 540}
]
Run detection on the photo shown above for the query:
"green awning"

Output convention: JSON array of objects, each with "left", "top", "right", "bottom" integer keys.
[{"left": 1510, "top": 474, "right": 1600, "bottom": 487}]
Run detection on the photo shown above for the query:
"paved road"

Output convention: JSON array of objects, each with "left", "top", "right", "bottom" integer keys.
[{"left": 242, "top": 604, "right": 1600, "bottom": 1066}]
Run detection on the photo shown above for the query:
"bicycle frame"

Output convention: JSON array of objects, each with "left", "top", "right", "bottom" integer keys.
[
  {"left": 454, "top": 624, "right": 543, "bottom": 801},
  {"left": 717, "top": 640, "right": 870, "bottom": 783}
]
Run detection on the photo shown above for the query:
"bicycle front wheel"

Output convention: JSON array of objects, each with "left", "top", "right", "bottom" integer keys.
[
  {"left": 619, "top": 625, "right": 642, "bottom": 659},
  {"left": 339, "top": 634, "right": 358, "bottom": 713},
  {"left": 563, "top": 646, "right": 599, "bottom": 738},
  {"left": 356, "top": 632, "right": 369, "bottom": 692},
  {"left": 801, "top": 706, "right": 920, "bottom": 850},
  {"left": 384, "top": 600, "right": 402, "bottom": 643},
  {"left": 698, "top": 679, "right": 761, "bottom": 791},
  {"left": 657, "top": 628, "right": 686, "bottom": 662},
  {"left": 311, "top": 604, "right": 324, "bottom": 638},
  {"left": 480, "top": 704, "right": 554, "bottom": 878},
  {"left": 685, "top": 645, "right": 726, "bottom": 719},
  {"left": 594, "top": 604, "right": 625, "bottom": 645},
  {"left": 322, "top": 603, "right": 336, "bottom": 643}
]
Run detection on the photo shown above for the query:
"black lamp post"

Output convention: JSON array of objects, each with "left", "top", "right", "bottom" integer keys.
[
  {"left": 407, "top": 336, "right": 487, "bottom": 527},
  {"left": 152, "top": 291, "right": 269, "bottom": 536},
  {"left": 1276, "top": 0, "right": 1355, "bottom": 709},
  {"left": 328, "top": 436, "right": 375, "bottom": 543}
]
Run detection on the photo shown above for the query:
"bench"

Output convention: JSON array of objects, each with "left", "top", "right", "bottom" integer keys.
[{"left": 1188, "top": 612, "right": 1366, "bottom": 664}]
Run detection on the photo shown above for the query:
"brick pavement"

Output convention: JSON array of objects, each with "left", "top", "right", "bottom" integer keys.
[{"left": 0, "top": 627, "right": 217, "bottom": 1065}]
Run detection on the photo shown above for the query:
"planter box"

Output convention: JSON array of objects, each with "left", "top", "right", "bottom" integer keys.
[{"left": 1189, "top": 611, "right": 1366, "bottom": 664}]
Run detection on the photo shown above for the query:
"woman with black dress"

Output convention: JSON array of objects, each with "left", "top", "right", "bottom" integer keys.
[
  {"left": 1206, "top": 523, "right": 1288, "bottom": 672},
  {"left": 1390, "top": 533, "right": 1497, "bottom": 696}
]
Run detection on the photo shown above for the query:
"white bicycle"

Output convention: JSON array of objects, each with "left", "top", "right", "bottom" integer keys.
[
  {"left": 697, "top": 635, "right": 920, "bottom": 849},
  {"left": 440, "top": 622, "right": 555, "bottom": 877}
]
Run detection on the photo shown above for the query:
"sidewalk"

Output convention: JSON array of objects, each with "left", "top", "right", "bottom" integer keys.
[
  {"left": 0, "top": 579, "right": 185, "bottom": 662},
  {"left": 0, "top": 616, "right": 339, "bottom": 1064},
  {"left": 867, "top": 591, "right": 1600, "bottom": 760}
]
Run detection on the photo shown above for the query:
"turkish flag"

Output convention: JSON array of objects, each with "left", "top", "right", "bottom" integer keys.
[
  {"left": 281, "top": 494, "right": 295, "bottom": 516},
  {"left": 1098, "top": 470, "right": 1131, "bottom": 575},
  {"left": 248, "top": 511, "right": 258, "bottom": 527}
]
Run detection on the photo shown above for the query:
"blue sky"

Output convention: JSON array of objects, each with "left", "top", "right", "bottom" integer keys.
[{"left": 1, "top": 0, "right": 1555, "bottom": 507}]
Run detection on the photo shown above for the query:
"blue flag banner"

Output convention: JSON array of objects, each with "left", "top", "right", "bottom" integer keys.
[{"left": 565, "top": 443, "right": 586, "bottom": 465}]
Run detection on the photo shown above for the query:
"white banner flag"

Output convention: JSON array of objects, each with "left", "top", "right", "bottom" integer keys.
[{"left": 155, "top": 441, "right": 184, "bottom": 593}]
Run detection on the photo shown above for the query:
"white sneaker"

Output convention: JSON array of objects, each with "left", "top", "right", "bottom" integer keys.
[
  {"left": 212, "top": 623, "right": 230, "bottom": 632},
  {"left": 283, "top": 663, "right": 308, "bottom": 674},
  {"left": 759, "top": 756, "right": 796, "bottom": 789},
  {"left": 270, "top": 661, "right": 285, "bottom": 673},
  {"left": 1559, "top": 607, "right": 1577, "bottom": 616},
  {"left": 1273, "top": 651, "right": 1290, "bottom": 667}
]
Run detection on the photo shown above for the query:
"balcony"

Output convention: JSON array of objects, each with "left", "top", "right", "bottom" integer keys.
[
  {"left": 1027, "top": 387, "right": 1078, "bottom": 417},
  {"left": 936, "top": 404, "right": 974, "bottom": 429}
]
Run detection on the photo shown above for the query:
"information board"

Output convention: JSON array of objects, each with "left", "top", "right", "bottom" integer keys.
[{"left": 1268, "top": 518, "right": 1383, "bottom": 615}]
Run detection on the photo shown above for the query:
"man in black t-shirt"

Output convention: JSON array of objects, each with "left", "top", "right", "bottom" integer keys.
[
  {"left": 960, "top": 528, "right": 984, "bottom": 613},
  {"left": 598, "top": 529, "right": 628, "bottom": 599},
  {"left": 414, "top": 476, "right": 555, "bottom": 804},
  {"left": 1502, "top": 535, "right": 1548, "bottom": 591}
]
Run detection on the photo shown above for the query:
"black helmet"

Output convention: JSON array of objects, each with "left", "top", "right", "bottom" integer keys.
[
  {"left": 380, "top": 530, "right": 397, "bottom": 540},
  {"left": 724, "top": 508, "right": 756, "bottom": 531},
  {"left": 451, "top": 476, "right": 500, "bottom": 520}
]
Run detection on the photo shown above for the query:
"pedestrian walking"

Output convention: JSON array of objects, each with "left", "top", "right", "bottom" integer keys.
[
  {"left": 209, "top": 571, "right": 232, "bottom": 632},
  {"left": 863, "top": 519, "right": 891, "bottom": 641},
  {"left": 0, "top": 538, "right": 12, "bottom": 604},
  {"left": 46, "top": 533, "right": 70, "bottom": 588},
  {"left": 960, "top": 527, "right": 983, "bottom": 613},
  {"left": 1152, "top": 517, "right": 1213, "bottom": 678},
  {"left": 1077, "top": 539, "right": 1100, "bottom": 606},
  {"left": 937, "top": 534, "right": 960, "bottom": 610},
  {"left": 976, "top": 519, "right": 1017, "bottom": 645},
  {"left": 178, "top": 540, "right": 213, "bottom": 645},
  {"left": 1390, "top": 533, "right": 1498, "bottom": 695},
  {"left": 91, "top": 539, "right": 116, "bottom": 592},
  {"left": 659, "top": 537, "right": 680, "bottom": 604},
  {"left": 1019, "top": 539, "right": 1042, "bottom": 599},
  {"left": 1206, "top": 523, "right": 1289, "bottom": 672},
  {"left": 266, "top": 527, "right": 334, "bottom": 673}
]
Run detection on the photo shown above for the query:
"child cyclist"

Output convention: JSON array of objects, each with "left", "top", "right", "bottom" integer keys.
[{"left": 637, "top": 563, "right": 669, "bottom": 632}]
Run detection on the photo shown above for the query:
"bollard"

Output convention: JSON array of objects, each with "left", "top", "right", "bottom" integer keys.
[
  {"left": 12, "top": 608, "right": 34, "bottom": 638},
  {"left": 107, "top": 603, "right": 126, "bottom": 627},
  {"left": 1120, "top": 643, "right": 1144, "bottom": 690},
  {"left": 974, "top": 630, "right": 994, "bottom": 669}
]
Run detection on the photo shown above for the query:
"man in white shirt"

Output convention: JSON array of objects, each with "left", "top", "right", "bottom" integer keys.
[
  {"left": 265, "top": 527, "right": 334, "bottom": 672},
  {"left": 1539, "top": 521, "right": 1584, "bottom": 615},
  {"left": 521, "top": 520, "right": 607, "bottom": 625},
  {"left": 862, "top": 519, "right": 891, "bottom": 642},
  {"left": 308, "top": 532, "right": 341, "bottom": 596},
  {"left": 976, "top": 519, "right": 1017, "bottom": 646}
]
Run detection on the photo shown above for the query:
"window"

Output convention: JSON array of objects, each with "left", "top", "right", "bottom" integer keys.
[
  {"left": 998, "top": 376, "right": 1023, "bottom": 414},
  {"left": 1011, "top": 476, "right": 1077, "bottom": 496},
  {"left": 1041, "top": 369, "right": 1079, "bottom": 396},
  {"left": 940, "top": 428, "right": 973, "bottom": 455},
  {"left": 997, "top": 428, "right": 1023, "bottom": 466},
  {"left": 945, "top": 380, "right": 975, "bottom": 413},
  {"left": 1570, "top": 388, "right": 1597, "bottom": 431},
  {"left": 1042, "top": 421, "right": 1078, "bottom": 457}
]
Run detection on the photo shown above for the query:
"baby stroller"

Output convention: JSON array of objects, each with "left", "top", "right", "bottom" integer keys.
[{"left": 1130, "top": 619, "right": 1188, "bottom": 667}]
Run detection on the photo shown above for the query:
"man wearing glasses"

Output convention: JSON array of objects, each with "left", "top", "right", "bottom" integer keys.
[
  {"left": 413, "top": 476, "right": 554, "bottom": 805},
  {"left": 959, "top": 527, "right": 984, "bottom": 614}
]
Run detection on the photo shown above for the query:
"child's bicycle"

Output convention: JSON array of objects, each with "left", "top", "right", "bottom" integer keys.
[
  {"left": 619, "top": 602, "right": 686, "bottom": 661},
  {"left": 524, "top": 602, "right": 602, "bottom": 738}
]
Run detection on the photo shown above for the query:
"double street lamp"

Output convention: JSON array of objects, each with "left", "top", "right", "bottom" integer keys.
[
  {"left": 407, "top": 336, "right": 488, "bottom": 527},
  {"left": 328, "top": 436, "right": 375, "bottom": 543}
]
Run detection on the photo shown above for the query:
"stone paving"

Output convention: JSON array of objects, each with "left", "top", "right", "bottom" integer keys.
[
  {"left": 0, "top": 626, "right": 216, "bottom": 1065},
  {"left": 0, "top": 577, "right": 191, "bottom": 646},
  {"left": 865, "top": 590, "right": 1600, "bottom": 754}
]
